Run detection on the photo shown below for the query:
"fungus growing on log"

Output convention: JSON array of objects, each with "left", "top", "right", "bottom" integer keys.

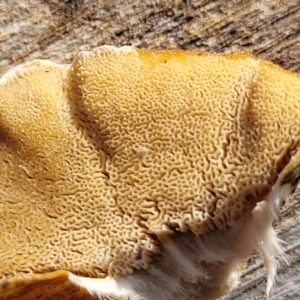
[{"left": 1, "top": 46, "right": 300, "bottom": 300}]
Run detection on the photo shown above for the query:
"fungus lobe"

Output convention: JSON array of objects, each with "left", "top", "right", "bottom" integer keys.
[{"left": 1, "top": 46, "right": 300, "bottom": 300}]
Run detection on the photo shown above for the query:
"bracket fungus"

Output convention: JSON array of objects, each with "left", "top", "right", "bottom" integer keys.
[{"left": 1, "top": 46, "right": 300, "bottom": 300}]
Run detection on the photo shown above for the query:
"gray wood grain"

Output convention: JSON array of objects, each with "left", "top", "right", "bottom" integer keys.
[{"left": 0, "top": 0, "right": 299, "bottom": 299}]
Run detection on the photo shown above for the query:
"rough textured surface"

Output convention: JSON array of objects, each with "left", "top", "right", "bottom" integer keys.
[
  {"left": 1, "top": 48, "right": 300, "bottom": 300},
  {"left": 0, "top": 0, "right": 300, "bottom": 299},
  {"left": 1, "top": 46, "right": 300, "bottom": 282}
]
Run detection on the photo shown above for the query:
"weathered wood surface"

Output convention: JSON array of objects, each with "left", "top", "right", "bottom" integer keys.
[{"left": 0, "top": 0, "right": 299, "bottom": 299}]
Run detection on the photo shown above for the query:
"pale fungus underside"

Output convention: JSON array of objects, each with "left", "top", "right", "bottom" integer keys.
[{"left": 1, "top": 46, "right": 300, "bottom": 300}]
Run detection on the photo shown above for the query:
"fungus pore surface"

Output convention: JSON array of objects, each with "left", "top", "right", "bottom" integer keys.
[{"left": 1, "top": 46, "right": 300, "bottom": 279}]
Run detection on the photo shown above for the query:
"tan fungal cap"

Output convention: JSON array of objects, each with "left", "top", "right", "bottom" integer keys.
[
  {"left": 1, "top": 46, "right": 300, "bottom": 281},
  {"left": 0, "top": 271, "right": 94, "bottom": 300}
]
